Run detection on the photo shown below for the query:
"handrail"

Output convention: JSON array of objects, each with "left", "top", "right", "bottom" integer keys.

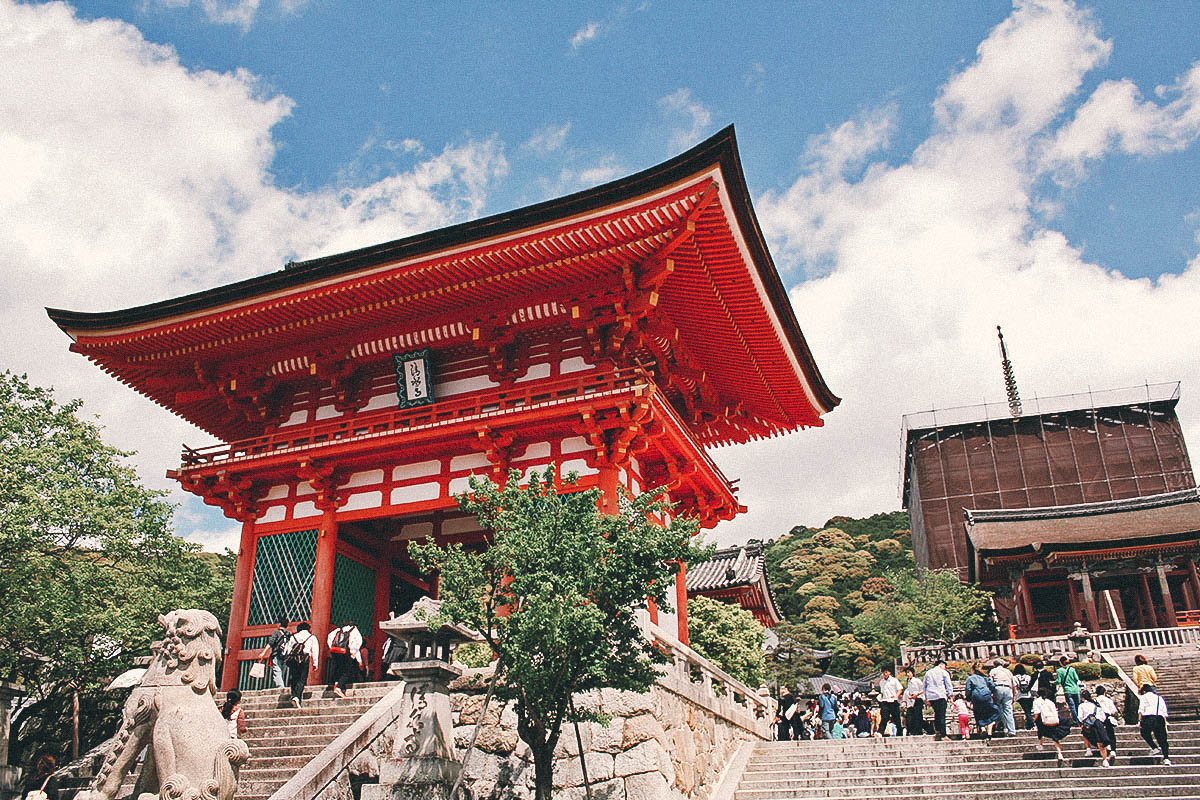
[
  {"left": 1089, "top": 626, "right": 1200, "bottom": 651},
  {"left": 646, "top": 624, "right": 772, "bottom": 738},
  {"left": 179, "top": 367, "right": 651, "bottom": 469},
  {"left": 1096, "top": 651, "right": 1139, "bottom": 697},
  {"left": 266, "top": 680, "right": 407, "bottom": 800},
  {"left": 901, "top": 634, "right": 1074, "bottom": 666},
  {"left": 902, "top": 624, "right": 1200, "bottom": 666}
]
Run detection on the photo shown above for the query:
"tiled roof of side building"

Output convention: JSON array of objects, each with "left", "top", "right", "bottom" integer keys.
[{"left": 685, "top": 542, "right": 766, "bottom": 592}]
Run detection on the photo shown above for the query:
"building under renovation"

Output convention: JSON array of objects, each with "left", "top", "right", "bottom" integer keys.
[{"left": 902, "top": 377, "right": 1200, "bottom": 638}]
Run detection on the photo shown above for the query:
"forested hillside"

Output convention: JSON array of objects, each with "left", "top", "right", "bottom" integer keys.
[{"left": 758, "top": 511, "right": 990, "bottom": 679}]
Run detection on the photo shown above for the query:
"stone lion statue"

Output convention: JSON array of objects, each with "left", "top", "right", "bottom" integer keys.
[{"left": 79, "top": 610, "right": 250, "bottom": 800}]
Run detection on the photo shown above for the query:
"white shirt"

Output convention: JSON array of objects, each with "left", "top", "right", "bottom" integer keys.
[
  {"left": 989, "top": 665, "right": 1015, "bottom": 690},
  {"left": 294, "top": 629, "right": 320, "bottom": 670},
  {"left": 1096, "top": 695, "right": 1118, "bottom": 718},
  {"left": 1139, "top": 692, "right": 1169, "bottom": 718},
  {"left": 1079, "top": 700, "right": 1104, "bottom": 723},
  {"left": 878, "top": 676, "right": 903, "bottom": 703},
  {"left": 1032, "top": 696, "right": 1059, "bottom": 725},
  {"left": 327, "top": 624, "right": 365, "bottom": 665},
  {"left": 923, "top": 666, "right": 953, "bottom": 701},
  {"left": 903, "top": 676, "right": 924, "bottom": 706}
]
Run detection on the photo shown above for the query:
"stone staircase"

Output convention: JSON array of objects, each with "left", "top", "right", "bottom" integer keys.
[
  {"left": 53, "top": 682, "right": 394, "bottom": 800},
  {"left": 732, "top": 722, "right": 1200, "bottom": 799},
  {"left": 1108, "top": 645, "right": 1200, "bottom": 719},
  {"left": 225, "top": 681, "right": 393, "bottom": 800}
]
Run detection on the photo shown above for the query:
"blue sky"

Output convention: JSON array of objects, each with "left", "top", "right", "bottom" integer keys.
[
  {"left": 2, "top": 0, "right": 1199, "bottom": 550},
  {"left": 61, "top": 0, "right": 1200, "bottom": 279}
]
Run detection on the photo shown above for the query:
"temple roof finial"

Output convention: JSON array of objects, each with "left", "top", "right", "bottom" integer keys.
[{"left": 997, "top": 325, "right": 1023, "bottom": 418}]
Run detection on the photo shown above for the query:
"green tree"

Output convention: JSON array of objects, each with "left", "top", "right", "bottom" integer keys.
[
  {"left": 685, "top": 595, "right": 767, "bottom": 688},
  {"left": 850, "top": 567, "right": 992, "bottom": 657},
  {"left": 765, "top": 621, "right": 821, "bottom": 691},
  {"left": 0, "top": 372, "right": 236, "bottom": 764},
  {"left": 411, "top": 467, "right": 704, "bottom": 800}
]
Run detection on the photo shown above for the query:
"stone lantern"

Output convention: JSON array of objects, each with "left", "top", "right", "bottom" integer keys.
[
  {"left": 1068, "top": 621, "right": 1092, "bottom": 660},
  {"left": 364, "top": 597, "right": 483, "bottom": 800}
]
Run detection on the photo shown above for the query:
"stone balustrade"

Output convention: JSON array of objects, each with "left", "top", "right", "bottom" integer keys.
[{"left": 900, "top": 624, "right": 1200, "bottom": 668}]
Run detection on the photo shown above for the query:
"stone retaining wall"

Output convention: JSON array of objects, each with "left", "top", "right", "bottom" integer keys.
[{"left": 446, "top": 669, "right": 765, "bottom": 800}]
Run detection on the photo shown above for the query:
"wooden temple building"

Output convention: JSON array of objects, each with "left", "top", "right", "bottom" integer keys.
[
  {"left": 902, "top": 382, "right": 1200, "bottom": 638},
  {"left": 48, "top": 127, "right": 838, "bottom": 690},
  {"left": 685, "top": 542, "right": 783, "bottom": 627}
]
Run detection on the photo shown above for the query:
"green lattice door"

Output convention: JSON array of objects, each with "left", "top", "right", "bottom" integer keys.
[
  {"left": 246, "top": 529, "right": 318, "bottom": 626},
  {"left": 330, "top": 552, "right": 378, "bottom": 635}
]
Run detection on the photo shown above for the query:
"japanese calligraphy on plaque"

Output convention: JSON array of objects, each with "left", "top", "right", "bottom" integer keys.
[{"left": 393, "top": 348, "right": 434, "bottom": 409}]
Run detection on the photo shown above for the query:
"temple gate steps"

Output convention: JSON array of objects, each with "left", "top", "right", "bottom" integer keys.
[
  {"left": 1108, "top": 645, "right": 1200, "bottom": 719},
  {"left": 729, "top": 722, "right": 1200, "bottom": 800},
  {"left": 219, "top": 682, "right": 394, "bottom": 800}
]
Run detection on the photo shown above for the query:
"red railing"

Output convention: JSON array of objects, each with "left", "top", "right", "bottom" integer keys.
[
  {"left": 180, "top": 367, "right": 651, "bottom": 470},
  {"left": 1177, "top": 609, "right": 1200, "bottom": 627}
]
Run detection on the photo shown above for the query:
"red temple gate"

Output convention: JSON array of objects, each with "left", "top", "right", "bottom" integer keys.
[{"left": 49, "top": 127, "right": 838, "bottom": 690}]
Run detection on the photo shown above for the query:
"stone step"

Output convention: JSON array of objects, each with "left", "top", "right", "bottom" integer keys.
[
  {"left": 738, "top": 762, "right": 1196, "bottom": 789},
  {"left": 750, "top": 738, "right": 1200, "bottom": 759},
  {"left": 746, "top": 748, "right": 1200, "bottom": 771},
  {"left": 734, "top": 780, "right": 1200, "bottom": 800},
  {"left": 239, "top": 720, "right": 367, "bottom": 739},
  {"left": 744, "top": 751, "right": 1200, "bottom": 773},
  {"left": 240, "top": 744, "right": 327, "bottom": 760}
]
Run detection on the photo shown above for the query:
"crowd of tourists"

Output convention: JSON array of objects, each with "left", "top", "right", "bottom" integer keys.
[
  {"left": 773, "top": 654, "right": 1174, "bottom": 768},
  {"left": 254, "top": 617, "right": 369, "bottom": 708}
]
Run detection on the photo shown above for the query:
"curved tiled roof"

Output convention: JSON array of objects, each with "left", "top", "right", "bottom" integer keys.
[
  {"left": 686, "top": 541, "right": 784, "bottom": 626},
  {"left": 686, "top": 542, "right": 766, "bottom": 592}
]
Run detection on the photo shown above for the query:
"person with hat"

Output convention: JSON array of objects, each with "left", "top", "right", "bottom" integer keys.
[{"left": 989, "top": 657, "right": 1017, "bottom": 736}]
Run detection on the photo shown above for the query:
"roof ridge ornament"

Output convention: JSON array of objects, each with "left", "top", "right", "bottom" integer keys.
[{"left": 997, "top": 325, "right": 1023, "bottom": 418}]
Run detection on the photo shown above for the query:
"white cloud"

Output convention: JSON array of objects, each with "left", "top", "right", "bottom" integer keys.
[
  {"left": 523, "top": 122, "right": 571, "bottom": 155},
  {"left": 1043, "top": 62, "right": 1200, "bottom": 180},
  {"left": 570, "top": 21, "right": 600, "bottom": 49},
  {"left": 144, "top": 0, "right": 308, "bottom": 29},
  {"left": 658, "top": 88, "right": 712, "bottom": 152},
  {"left": 744, "top": 62, "right": 766, "bottom": 94},
  {"left": 802, "top": 105, "right": 897, "bottom": 178},
  {"left": 713, "top": 0, "right": 1200, "bottom": 545},
  {"left": 0, "top": 0, "right": 507, "bottom": 550}
]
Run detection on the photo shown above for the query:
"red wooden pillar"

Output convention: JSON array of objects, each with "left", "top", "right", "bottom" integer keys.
[
  {"left": 1065, "top": 578, "right": 1080, "bottom": 627},
  {"left": 311, "top": 507, "right": 338, "bottom": 680},
  {"left": 646, "top": 596, "right": 659, "bottom": 626},
  {"left": 1139, "top": 573, "right": 1157, "bottom": 628},
  {"left": 1079, "top": 569, "right": 1101, "bottom": 632},
  {"left": 1187, "top": 559, "right": 1200, "bottom": 614},
  {"left": 1020, "top": 573, "right": 1035, "bottom": 629},
  {"left": 220, "top": 517, "right": 258, "bottom": 691},
  {"left": 371, "top": 565, "right": 390, "bottom": 680},
  {"left": 597, "top": 464, "right": 620, "bottom": 514},
  {"left": 1156, "top": 564, "right": 1178, "bottom": 627},
  {"left": 675, "top": 561, "right": 689, "bottom": 645}
]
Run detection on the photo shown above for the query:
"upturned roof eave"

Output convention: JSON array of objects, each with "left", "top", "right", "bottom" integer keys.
[{"left": 46, "top": 125, "right": 838, "bottom": 415}]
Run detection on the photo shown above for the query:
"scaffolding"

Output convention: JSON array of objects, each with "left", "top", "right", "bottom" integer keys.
[{"left": 899, "top": 382, "right": 1194, "bottom": 577}]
